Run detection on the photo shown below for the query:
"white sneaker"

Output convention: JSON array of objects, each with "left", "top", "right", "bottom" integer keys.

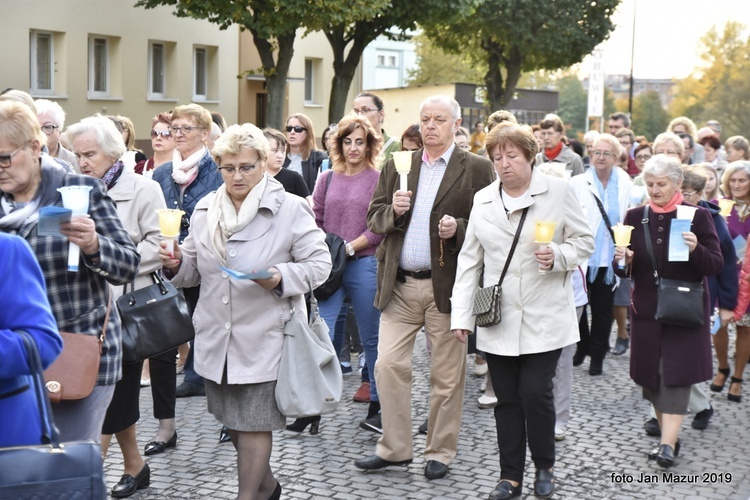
[
  {"left": 554, "top": 426, "right": 566, "bottom": 441},
  {"left": 477, "top": 395, "right": 498, "bottom": 408}
]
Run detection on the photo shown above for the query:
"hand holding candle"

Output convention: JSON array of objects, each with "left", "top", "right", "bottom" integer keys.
[
  {"left": 157, "top": 209, "right": 185, "bottom": 256},
  {"left": 391, "top": 151, "right": 412, "bottom": 192},
  {"left": 534, "top": 220, "right": 557, "bottom": 274},
  {"left": 612, "top": 223, "right": 634, "bottom": 269},
  {"left": 57, "top": 186, "right": 93, "bottom": 272}
]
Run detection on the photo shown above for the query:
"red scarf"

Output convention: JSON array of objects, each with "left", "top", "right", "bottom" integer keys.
[
  {"left": 649, "top": 191, "right": 684, "bottom": 214},
  {"left": 544, "top": 141, "right": 563, "bottom": 160}
]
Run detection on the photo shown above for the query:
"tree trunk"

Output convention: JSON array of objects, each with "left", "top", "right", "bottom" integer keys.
[
  {"left": 483, "top": 38, "right": 505, "bottom": 111},
  {"left": 326, "top": 26, "right": 378, "bottom": 125},
  {"left": 251, "top": 30, "right": 296, "bottom": 129}
]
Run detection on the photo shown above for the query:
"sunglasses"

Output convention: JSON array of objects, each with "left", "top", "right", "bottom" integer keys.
[
  {"left": 286, "top": 126, "right": 306, "bottom": 133},
  {"left": 151, "top": 130, "right": 172, "bottom": 139}
]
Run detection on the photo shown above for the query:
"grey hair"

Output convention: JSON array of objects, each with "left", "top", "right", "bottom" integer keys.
[
  {"left": 35, "top": 99, "right": 66, "bottom": 128},
  {"left": 583, "top": 130, "right": 600, "bottom": 143},
  {"left": 592, "top": 133, "right": 623, "bottom": 157},
  {"left": 212, "top": 123, "right": 269, "bottom": 166},
  {"left": 643, "top": 154, "right": 684, "bottom": 186},
  {"left": 64, "top": 114, "right": 126, "bottom": 160},
  {"left": 720, "top": 160, "right": 750, "bottom": 196},
  {"left": 420, "top": 95, "right": 461, "bottom": 122}
]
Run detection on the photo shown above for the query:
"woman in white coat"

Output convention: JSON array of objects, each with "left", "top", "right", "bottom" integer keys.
[
  {"left": 451, "top": 123, "right": 594, "bottom": 500},
  {"left": 160, "top": 123, "right": 331, "bottom": 500}
]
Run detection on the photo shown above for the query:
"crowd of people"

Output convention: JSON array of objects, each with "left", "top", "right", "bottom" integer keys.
[{"left": 0, "top": 83, "right": 747, "bottom": 500}]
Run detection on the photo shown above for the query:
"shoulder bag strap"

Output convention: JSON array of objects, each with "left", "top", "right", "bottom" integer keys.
[
  {"left": 17, "top": 330, "right": 61, "bottom": 446},
  {"left": 592, "top": 191, "right": 616, "bottom": 240},
  {"left": 496, "top": 207, "right": 529, "bottom": 287},
  {"left": 641, "top": 206, "right": 660, "bottom": 284}
]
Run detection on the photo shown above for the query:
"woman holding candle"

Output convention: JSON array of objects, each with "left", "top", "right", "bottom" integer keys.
[
  {"left": 614, "top": 155, "right": 723, "bottom": 467},
  {"left": 569, "top": 134, "right": 633, "bottom": 374},
  {"left": 451, "top": 123, "right": 594, "bottom": 500},
  {"left": 713, "top": 160, "right": 750, "bottom": 402},
  {"left": 159, "top": 123, "right": 331, "bottom": 500},
  {"left": 66, "top": 114, "right": 166, "bottom": 497},
  {"left": 0, "top": 102, "right": 140, "bottom": 442}
]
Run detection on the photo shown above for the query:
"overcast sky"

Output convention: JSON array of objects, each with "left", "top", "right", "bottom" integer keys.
[{"left": 578, "top": 0, "right": 750, "bottom": 80}]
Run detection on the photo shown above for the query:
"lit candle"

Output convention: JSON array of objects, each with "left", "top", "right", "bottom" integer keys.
[
  {"left": 391, "top": 151, "right": 412, "bottom": 192},
  {"left": 534, "top": 220, "right": 557, "bottom": 274},
  {"left": 612, "top": 223, "right": 634, "bottom": 269},
  {"left": 157, "top": 209, "right": 185, "bottom": 255}
]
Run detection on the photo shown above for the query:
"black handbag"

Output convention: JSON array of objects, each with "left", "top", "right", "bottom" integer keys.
[
  {"left": 313, "top": 172, "right": 347, "bottom": 301},
  {"left": 0, "top": 331, "right": 104, "bottom": 499},
  {"left": 642, "top": 206, "right": 705, "bottom": 328},
  {"left": 117, "top": 271, "right": 195, "bottom": 363},
  {"left": 473, "top": 207, "right": 528, "bottom": 327}
]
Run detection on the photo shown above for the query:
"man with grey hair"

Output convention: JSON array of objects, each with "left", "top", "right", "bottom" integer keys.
[{"left": 355, "top": 95, "right": 494, "bottom": 479}]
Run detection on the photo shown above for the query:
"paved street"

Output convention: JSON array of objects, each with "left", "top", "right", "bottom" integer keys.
[{"left": 105, "top": 333, "right": 750, "bottom": 499}]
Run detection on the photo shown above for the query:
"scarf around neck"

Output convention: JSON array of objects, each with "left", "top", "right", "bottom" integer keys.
[
  {"left": 544, "top": 141, "right": 564, "bottom": 160},
  {"left": 171, "top": 146, "right": 207, "bottom": 186},
  {"left": 207, "top": 174, "right": 268, "bottom": 265},
  {"left": 102, "top": 160, "right": 124, "bottom": 190},
  {"left": 649, "top": 191, "right": 684, "bottom": 214}
]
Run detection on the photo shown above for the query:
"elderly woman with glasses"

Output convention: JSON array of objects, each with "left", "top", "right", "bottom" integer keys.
[
  {"left": 570, "top": 134, "right": 632, "bottom": 375},
  {"left": 0, "top": 101, "right": 139, "bottom": 441},
  {"left": 35, "top": 98, "right": 79, "bottom": 172},
  {"left": 535, "top": 115, "right": 584, "bottom": 177},
  {"left": 159, "top": 123, "right": 331, "bottom": 500},
  {"left": 283, "top": 113, "right": 327, "bottom": 192},
  {"left": 151, "top": 103, "right": 223, "bottom": 449},
  {"left": 615, "top": 155, "right": 722, "bottom": 468}
]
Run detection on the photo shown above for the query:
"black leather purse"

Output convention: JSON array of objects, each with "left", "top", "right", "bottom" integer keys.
[
  {"left": 117, "top": 271, "right": 195, "bottom": 363},
  {"left": 642, "top": 206, "right": 705, "bottom": 328},
  {"left": 0, "top": 331, "right": 105, "bottom": 499}
]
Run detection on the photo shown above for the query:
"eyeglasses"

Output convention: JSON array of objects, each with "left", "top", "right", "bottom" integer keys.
[
  {"left": 217, "top": 163, "right": 258, "bottom": 175},
  {"left": 681, "top": 190, "right": 699, "bottom": 198},
  {"left": 169, "top": 126, "right": 204, "bottom": 135},
  {"left": 0, "top": 142, "right": 29, "bottom": 168},
  {"left": 352, "top": 107, "right": 379, "bottom": 115},
  {"left": 151, "top": 130, "right": 172, "bottom": 139},
  {"left": 655, "top": 150, "right": 680, "bottom": 157},
  {"left": 41, "top": 124, "right": 60, "bottom": 135},
  {"left": 591, "top": 150, "right": 614, "bottom": 158},
  {"left": 635, "top": 153, "right": 652, "bottom": 161},
  {"left": 285, "top": 125, "right": 306, "bottom": 133}
]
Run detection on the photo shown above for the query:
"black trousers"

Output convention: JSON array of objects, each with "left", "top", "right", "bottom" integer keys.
[
  {"left": 579, "top": 268, "right": 616, "bottom": 361},
  {"left": 487, "top": 349, "right": 561, "bottom": 483},
  {"left": 148, "top": 347, "right": 177, "bottom": 419}
]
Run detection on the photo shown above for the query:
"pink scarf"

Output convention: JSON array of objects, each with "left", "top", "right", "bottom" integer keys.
[{"left": 649, "top": 191, "right": 684, "bottom": 214}]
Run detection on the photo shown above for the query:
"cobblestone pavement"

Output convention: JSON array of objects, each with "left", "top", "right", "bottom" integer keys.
[{"left": 105, "top": 333, "right": 750, "bottom": 500}]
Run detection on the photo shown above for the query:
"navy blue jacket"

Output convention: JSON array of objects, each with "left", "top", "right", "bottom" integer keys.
[{"left": 700, "top": 200, "right": 738, "bottom": 310}]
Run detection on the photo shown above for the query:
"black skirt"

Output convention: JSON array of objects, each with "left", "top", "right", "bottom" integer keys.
[{"left": 101, "top": 360, "right": 142, "bottom": 434}]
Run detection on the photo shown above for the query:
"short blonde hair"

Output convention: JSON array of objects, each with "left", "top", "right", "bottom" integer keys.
[
  {"left": 653, "top": 132, "right": 685, "bottom": 158},
  {"left": 172, "top": 103, "right": 213, "bottom": 131},
  {"left": 721, "top": 161, "right": 750, "bottom": 197},
  {"left": 485, "top": 122, "right": 538, "bottom": 165},
  {"left": 0, "top": 100, "right": 45, "bottom": 148},
  {"left": 212, "top": 123, "right": 269, "bottom": 166}
]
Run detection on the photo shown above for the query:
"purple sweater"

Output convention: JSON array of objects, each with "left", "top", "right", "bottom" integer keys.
[{"left": 312, "top": 169, "right": 383, "bottom": 256}]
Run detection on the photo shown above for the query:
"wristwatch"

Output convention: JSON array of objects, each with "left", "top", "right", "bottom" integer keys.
[{"left": 345, "top": 242, "right": 355, "bottom": 257}]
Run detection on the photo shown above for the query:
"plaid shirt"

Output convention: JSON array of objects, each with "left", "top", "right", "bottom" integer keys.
[{"left": 4, "top": 174, "right": 140, "bottom": 386}]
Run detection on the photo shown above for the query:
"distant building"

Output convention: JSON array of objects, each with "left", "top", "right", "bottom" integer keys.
[
  {"left": 361, "top": 33, "right": 419, "bottom": 90},
  {"left": 583, "top": 74, "right": 675, "bottom": 109}
]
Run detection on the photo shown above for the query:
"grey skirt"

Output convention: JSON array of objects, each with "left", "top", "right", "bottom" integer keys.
[
  {"left": 205, "top": 376, "right": 286, "bottom": 432},
  {"left": 641, "top": 360, "right": 690, "bottom": 415}
]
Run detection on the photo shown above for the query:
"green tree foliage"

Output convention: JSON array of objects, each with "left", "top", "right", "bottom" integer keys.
[
  {"left": 322, "top": 0, "right": 476, "bottom": 124},
  {"left": 557, "top": 75, "right": 587, "bottom": 137},
  {"left": 424, "top": 0, "right": 620, "bottom": 111},
  {"left": 632, "top": 91, "right": 670, "bottom": 142},
  {"left": 671, "top": 21, "right": 750, "bottom": 138},
  {"left": 407, "top": 32, "right": 484, "bottom": 87},
  {"left": 135, "top": 0, "right": 380, "bottom": 128}
]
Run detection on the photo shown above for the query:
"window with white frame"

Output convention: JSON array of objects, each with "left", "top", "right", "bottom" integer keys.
[
  {"left": 30, "top": 30, "right": 54, "bottom": 95},
  {"left": 88, "top": 36, "right": 109, "bottom": 97},
  {"left": 376, "top": 50, "right": 399, "bottom": 68},
  {"left": 149, "top": 42, "right": 166, "bottom": 98},
  {"left": 304, "top": 59, "right": 314, "bottom": 103},
  {"left": 194, "top": 47, "right": 207, "bottom": 100}
]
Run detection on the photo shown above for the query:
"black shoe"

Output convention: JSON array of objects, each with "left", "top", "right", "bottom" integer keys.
[
  {"left": 359, "top": 412, "right": 383, "bottom": 434},
  {"left": 268, "top": 481, "right": 282, "bottom": 500},
  {"left": 489, "top": 480, "right": 522, "bottom": 500},
  {"left": 648, "top": 438, "right": 680, "bottom": 461},
  {"left": 588, "top": 358, "right": 603, "bottom": 376},
  {"left": 534, "top": 469, "right": 555, "bottom": 499},
  {"left": 219, "top": 425, "right": 231, "bottom": 443},
  {"left": 691, "top": 404, "right": 714, "bottom": 430},
  {"left": 285, "top": 416, "right": 320, "bottom": 434},
  {"left": 175, "top": 381, "right": 205, "bottom": 398},
  {"left": 728, "top": 377, "right": 743, "bottom": 403},
  {"left": 424, "top": 460, "right": 448, "bottom": 480},
  {"left": 144, "top": 431, "right": 177, "bottom": 456},
  {"left": 612, "top": 337, "right": 629, "bottom": 355},
  {"left": 572, "top": 350, "right": 586, "bottom": 367},
  {"left": 655, "top": 444, "right": 676, "bottom": 468},
  {"left": 354, "top": 454, "right": 412, "bottom": 470},
  {"left": 111, "top": 463, "right": 150, "bottom": 498},
  {"left": 710, "top": 367, "right": 730, "bottom": 392},
  {"left": 418, "top": 418, "right": 428, "bottom": 435},
  {"left": 644, "top": 417, "right": 661, "bottom": 437}
]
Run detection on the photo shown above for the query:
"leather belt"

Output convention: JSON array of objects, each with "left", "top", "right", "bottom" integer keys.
[{"left": 399, "top": 268, "right": 432, "bottom": 280}]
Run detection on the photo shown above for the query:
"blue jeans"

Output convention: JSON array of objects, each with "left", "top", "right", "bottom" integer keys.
[{"left": 319, "top": 256, "right": 381, "bottom": 402}]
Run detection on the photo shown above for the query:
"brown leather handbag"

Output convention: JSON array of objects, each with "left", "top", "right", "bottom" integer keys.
[{"left": 44, "top": 293, "right": 111, "bottom": 403}]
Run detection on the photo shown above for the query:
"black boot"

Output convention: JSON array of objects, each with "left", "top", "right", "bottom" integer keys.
[
  {"left": 366, "top": 400, "right": 381, "bottom": 419},
  {"left": 285, "top": 416, "right": 321, "bottom": 434}
]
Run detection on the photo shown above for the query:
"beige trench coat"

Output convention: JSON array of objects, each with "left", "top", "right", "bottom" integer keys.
[
  {"left": 169, "top": 177, "right": 331, "bottom": 384},
  {"left": 451, "top": 171, "right": 595, "bottom": 356}
]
